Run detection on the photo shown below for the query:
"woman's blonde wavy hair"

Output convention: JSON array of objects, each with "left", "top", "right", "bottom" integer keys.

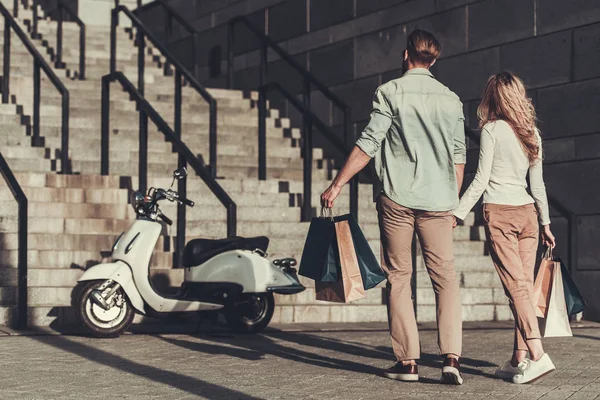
[{"left": 478, "top": 72, "right": 540, "bottom": 164}]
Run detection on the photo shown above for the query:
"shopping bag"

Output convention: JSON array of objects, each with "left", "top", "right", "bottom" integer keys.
[
  {"left": 316, "top": 219, "right": 366, "bottom": 303},
  {"left": 298, "top": 213, "right": 340, "bottom": 282},
  {"left": 532, "top": 249, "right": 555, "bottom": 318},
  {"left": 345, "top": 214, "right": 386, "bottom": 290},
  {"left": 538, "top": 264, "right": 573, "bottom": 337},
  {"left": 559, "top": 259, "right": 587, "bottom": 315}
]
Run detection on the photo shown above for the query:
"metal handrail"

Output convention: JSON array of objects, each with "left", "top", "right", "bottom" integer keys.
[
  {"left": 101, "top": 71, "right": 237, "bottom": 266},
  {"left": 112, "top": 5, "right": 218, "bottom": 178},
  {"left": 32, "top": 0, "right": 86, "bottom": 79},
  {"left": 228, "top": 17, "right": 358, "bottom": 221},
  {"left": 259, "top": 82, "right": 358, "bottom": 221},
  {"left": 133, "top": 0, "right": 199, "bottom": 78},
  {"left": 0, "top": 1, "right": 70, "bottom": 173},
  {"left": 227, "top": 16, "right": 354, "bottom": 146},
  {"left": 465, "top": 128, "right": 578, "bottom": 272},
  {"left": 0, "top": 153, "right": 28, "bottom": 329}
]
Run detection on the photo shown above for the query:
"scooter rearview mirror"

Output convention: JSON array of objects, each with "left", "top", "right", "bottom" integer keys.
[{"left": 173, "top": 167, "right": 188, "bottom": 180}]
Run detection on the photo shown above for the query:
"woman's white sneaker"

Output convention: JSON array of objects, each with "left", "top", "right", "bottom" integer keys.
[
  {"left": 512, "top": 354, "right": 556, "bottom": 384},
  {"left": 495, "top": 360, "right": 521, "bottom": 380}
]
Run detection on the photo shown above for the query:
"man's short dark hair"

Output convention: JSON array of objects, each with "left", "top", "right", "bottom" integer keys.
[{"left": 407, "top": 29, "right": 441, "bottom": 66}]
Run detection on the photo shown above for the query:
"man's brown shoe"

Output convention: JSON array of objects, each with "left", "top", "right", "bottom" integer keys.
[
  {"left": 383, "top": 362, "right": 419, "bottom": 381},
  {"left": 441, "top": 358, "right": 464, "bottom": 385}
]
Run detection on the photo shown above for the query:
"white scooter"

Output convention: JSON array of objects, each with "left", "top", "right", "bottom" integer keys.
[{"left": 74, "top": 168, "right": 305, "bottom": 338}]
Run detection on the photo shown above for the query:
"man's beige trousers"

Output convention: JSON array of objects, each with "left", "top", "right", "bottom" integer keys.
[{"left": 377, "top": 195, "right": 462, "bottom": 361}]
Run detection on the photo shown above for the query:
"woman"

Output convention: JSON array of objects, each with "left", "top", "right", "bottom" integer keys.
[{"left": 453, "top": 72, "right": 556, "bottom": 384}]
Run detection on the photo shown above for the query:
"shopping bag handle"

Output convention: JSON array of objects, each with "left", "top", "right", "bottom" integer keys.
[
  {"left": 320, "top": 206, "right": 335, "bottom": 221},
  {"left": 543, "top": 245, "right": 554, "bottom": 260}
]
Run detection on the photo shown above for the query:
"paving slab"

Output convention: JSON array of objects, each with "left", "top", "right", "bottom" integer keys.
[{"left": 0, "top": 322, "right": 599, "bottom": 399}]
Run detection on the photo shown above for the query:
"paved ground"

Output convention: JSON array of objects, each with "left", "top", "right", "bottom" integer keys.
[{"left": 0, "top": 322, "right": 599, "bottom": 399}]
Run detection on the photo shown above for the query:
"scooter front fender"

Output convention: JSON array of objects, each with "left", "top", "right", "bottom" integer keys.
[{"left": 78, "top": 261, "right": 145, "bottom": 314}]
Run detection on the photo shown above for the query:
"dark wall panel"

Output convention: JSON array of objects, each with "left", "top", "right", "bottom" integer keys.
[
  {"left": 331, "top": 76, "right": 380, "bottom": 125},
  {"left": 574, "top": 23, "right": 600, "bottom": 81},
  {"left": 406, "top": 6, "right": 467, "bottom": 57},
  {"left": 536, "top": 79, "right": 600, "bottom": 139},
  {"left": 537, "top": 0, "right": 600, "bottom": 35},
  {"left": 355, "top": 25, "right": 405, "bottom": 79},
  {"left": 433, "top": 47, "right": 501, "bottom": 102},
  {"left": 468, "top": 0, "right": 534, "bottom": 50},
  {"left": 356, "top": 0, "right": 411, "bottom": 17},
  {"left": 309, "top": 40, "right": 355, "bottom": 86},
  {"left": 310, "top": 0, "right": 354, "bottom": 32},
  {"left": 500, "top": 31, "right": 571, "bottom": 88},
  {"left": 269, "top": 0, "right": 307, "bottom": 42}
]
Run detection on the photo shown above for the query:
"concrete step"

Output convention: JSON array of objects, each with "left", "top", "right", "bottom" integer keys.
[{"left": 11, "top": 173, "right": 122, "bottom": 189}]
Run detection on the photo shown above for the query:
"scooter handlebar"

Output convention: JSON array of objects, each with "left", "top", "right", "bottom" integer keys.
[
  {"left": 180, "top": 197, "right": 194, "bottom": 207},
  {"left": 159, "top": 213, "right": 173, "bottom": 226}
]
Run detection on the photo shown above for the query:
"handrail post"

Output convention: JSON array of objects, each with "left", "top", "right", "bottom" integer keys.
[
  {"left": 110, "top": 9, "right": 117, "bottom": 74},
  {"left": 302, "top": 79, "right": 313, "bottom": 222},
  {"left": 227, "top": 204, "right": 237, "bottom": 237},
  {"left": 79, "top": 23, "right": 85, "bottom": 79},
  {"left": 191, "top": 32, "right": 198, "bottom": 79},
  {"left": 3, "top": 18, "right": 10, "bottom": 104},
  {"left": 209, "top": 99, "right": 218, "bottom": 178},
  {"left": 17, "top": 193, "right": 28, "bottom": 329},
  {"left": 258, "top": 85, "right": 267, "bottom": 180},
  {"left": 259, "top": 40, "right": 267, "bottom": 87},
  {"left": 227, "top": 21, "right": 233, "bottom": 89},
  {"left": 32, "top": 59, "right": 41, "bottom": 146},
  {"left": 175, "top": 70, "right": 186, "bottom": 268},
  {"left": 56, "top": 4, "right": 63, "bottom": 68},
  {"left": 344, "top": 109, "right": 358, "bottom": 219},
  {"left": 32, "top": 0, "right": 39, "bottom": 39},
  {"left": 12, "top": 0, "right": 18, "bottom": 18},
  {"left": 568, "top": 215, "right": 578, "bottom": 274},
  {"left": 137, "top": 30, "right": 147, "bottom": 193},
  {"left": 101, "top": 76, "right": 110, "bottom": 175},
  {"left": 60, "top": 91, "right": 69, "bottom": 173}
]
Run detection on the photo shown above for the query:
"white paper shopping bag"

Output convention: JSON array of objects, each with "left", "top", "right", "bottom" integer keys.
[{"left": 539, "top": 265, "right": 573, "bottom": 338}]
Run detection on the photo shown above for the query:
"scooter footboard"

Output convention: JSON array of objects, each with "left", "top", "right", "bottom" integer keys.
[{"left": 78, "top": 261, "right": 145, "bottom": 314}]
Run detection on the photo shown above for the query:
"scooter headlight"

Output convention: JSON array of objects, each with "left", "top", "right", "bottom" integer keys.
[{"left": 130, "top": 190, "right": 145, "bottom": 213}]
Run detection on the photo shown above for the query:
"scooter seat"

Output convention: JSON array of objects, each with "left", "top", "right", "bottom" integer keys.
[{"left": 181, "top": 236, "right": 270, "bottom": 268}]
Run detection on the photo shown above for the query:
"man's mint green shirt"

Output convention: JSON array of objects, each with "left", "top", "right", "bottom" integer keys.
[{"left": 355, "top": 68, "right": 466, "bottom": 211}]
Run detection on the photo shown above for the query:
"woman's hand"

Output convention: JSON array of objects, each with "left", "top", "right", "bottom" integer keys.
[
  {"left": 321, "top": 183, "right": 342, "bottom": 209},
  {"left": 452, "top": 216, "right": 458, "bottom": 229},
  {"left": 541, "top": 225, "right": 556, "bottom": 248}
]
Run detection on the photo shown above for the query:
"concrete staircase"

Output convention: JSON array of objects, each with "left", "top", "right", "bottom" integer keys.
[{"left": 0, "top": 3, "right": 510, "bottom": 327}]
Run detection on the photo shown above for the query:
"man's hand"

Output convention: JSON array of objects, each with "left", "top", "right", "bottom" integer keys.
[
  {"left": 321, "top": 184, "right": 343, "bottom": 209},
  {"left": 452, "top": 215, "right": 458, "bottom": 229}
]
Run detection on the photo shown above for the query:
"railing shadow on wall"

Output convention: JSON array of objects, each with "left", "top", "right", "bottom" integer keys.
[
  {"left": 111, "top": 5, "right": 218, "bottom": 184},
  {"left": 227, "top": 16, "right": 358, "bottom": 222},
  {"left": 0, "top": 1, "right": 70, "bottom": 173},
  {"left": 132, "top": 0, "right": 198, "bottom": 78},
  {"left": 101, "top": 71, "right": 237, "bottom": 268},
  {"left": 258, "top": 82, "right": 359, "bottom": 223},
  {"left": 0, "top": 152, "right": 28, "bottom": 329},
  {"left": 15, "top": 0, "right": 86, "bottom": 79}
]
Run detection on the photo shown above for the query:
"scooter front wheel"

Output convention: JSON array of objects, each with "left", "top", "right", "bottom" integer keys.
[
  {"left": 224, "top": 293, "right": 275, "bottom": 334},
  {"left": 74, "top": 280, "right": 135, "bottom": 338}
]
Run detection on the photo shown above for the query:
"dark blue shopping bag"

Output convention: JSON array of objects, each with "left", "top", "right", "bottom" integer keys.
[{"left": 299, "top": 212, "right": 385, "bottom": 289}]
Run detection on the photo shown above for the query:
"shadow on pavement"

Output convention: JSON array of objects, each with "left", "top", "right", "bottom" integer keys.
[
  {"left": 30, "top": 335, "right": 262, "bottom": 399},
  {"left": 159, "top": 332, "right": 383, "bottom": 376},
  {"left": 160, "top": 331, "right": 498, "bottom": 381}
]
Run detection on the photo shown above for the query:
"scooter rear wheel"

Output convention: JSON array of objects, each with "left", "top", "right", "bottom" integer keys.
[
  {"left": 74, "top": 280, "right": 135, "bottom": 338},
  {"left": 224, "top": 293, "right": 274, "bottom": 334}
]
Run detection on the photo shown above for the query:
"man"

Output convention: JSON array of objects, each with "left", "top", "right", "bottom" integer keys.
[{"left": 321, "top": 29, "right": 466, "bottom": 384}]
